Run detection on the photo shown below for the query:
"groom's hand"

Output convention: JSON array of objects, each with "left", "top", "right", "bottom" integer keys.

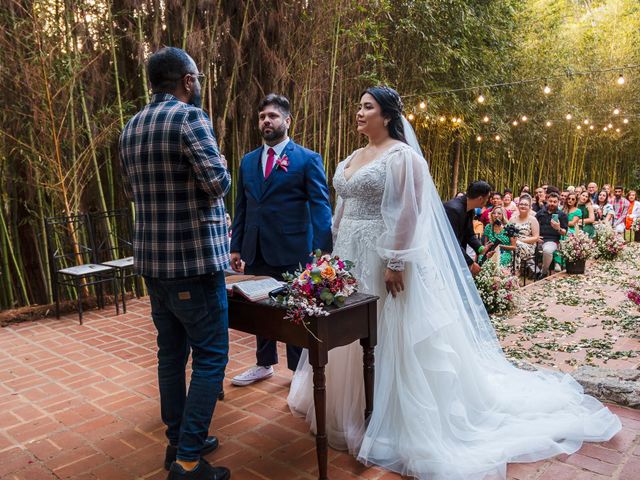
[{"left": 230, "top": 252, "right": 244, "bottom": 273}]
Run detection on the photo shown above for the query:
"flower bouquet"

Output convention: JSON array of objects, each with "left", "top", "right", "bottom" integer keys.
[
  {"left": 628, "top": 281, "right": 640, "bottom": 310},
  {"left": 594, "top": 223, "right": 625, "bottom": 260},
  {"left": 558, "top": 229, "right": 595, "bottom": 273},
  {"left": 276, "top": 250, "right": 358, "bottom": 334},
  {"left": 631, "top": 217, "right": 640, "bottom": 232},
  {"left": 474, "top": 259, "right": 519, "bottom": 315}
]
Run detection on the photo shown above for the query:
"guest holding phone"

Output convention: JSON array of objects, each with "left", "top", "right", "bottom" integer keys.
[{"left": 535, "top": 192, "right": 568, "bottom": 279}]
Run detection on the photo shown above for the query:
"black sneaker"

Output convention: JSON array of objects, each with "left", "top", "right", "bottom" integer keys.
[
  {"left": 165, "top": 436, "right": 220, "bottom": 470},
  {"left": 166, "top": 458, "right": 230, "bottom": 480}
]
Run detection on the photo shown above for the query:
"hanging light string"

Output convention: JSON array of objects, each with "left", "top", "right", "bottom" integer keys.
[{"left": 411, "top": 64, "right": 638, "bottom": 98}]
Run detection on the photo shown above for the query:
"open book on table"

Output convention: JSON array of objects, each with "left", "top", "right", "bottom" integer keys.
[{"left": 225, "top": 275, "right": 284, "bottom": 302}]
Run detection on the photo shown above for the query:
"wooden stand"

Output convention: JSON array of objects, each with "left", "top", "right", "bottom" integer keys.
[{"left": 227, "top": 292, "right": 378, "bottom": 480}]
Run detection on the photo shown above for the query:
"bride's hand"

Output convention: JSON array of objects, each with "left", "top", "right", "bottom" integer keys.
[{"left": 384, "top": 268, "right": 405, "bottom": 298}]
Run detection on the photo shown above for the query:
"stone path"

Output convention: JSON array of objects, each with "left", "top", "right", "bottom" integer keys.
[{"left": 1, "top": 245, "right": 640, "bottom": 479}]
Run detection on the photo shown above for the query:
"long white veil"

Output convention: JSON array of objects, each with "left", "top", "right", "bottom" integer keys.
[{"left": 374, "top": 116, "right": 502, "bottom": 354}]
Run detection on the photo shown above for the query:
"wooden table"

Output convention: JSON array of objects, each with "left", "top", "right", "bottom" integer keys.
[{"left": 227, "top": 292, "right": 378, "bottom": 480}]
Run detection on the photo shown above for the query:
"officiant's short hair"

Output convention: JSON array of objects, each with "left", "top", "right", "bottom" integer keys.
[
  {"left": 147, "top": 47, "right": 193, "bottom": 91},
  {"left": 259, "top": 94, "right": 291, "bottom": 117}
]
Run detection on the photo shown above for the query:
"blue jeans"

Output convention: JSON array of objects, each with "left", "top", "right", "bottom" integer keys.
[{"left": 144, "top": 272, "right": 228, "bottom": 462}]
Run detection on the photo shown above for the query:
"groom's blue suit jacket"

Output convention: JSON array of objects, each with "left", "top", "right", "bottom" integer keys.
[{"left": 230, "top": 140, "right": 333, "bottom": 267}]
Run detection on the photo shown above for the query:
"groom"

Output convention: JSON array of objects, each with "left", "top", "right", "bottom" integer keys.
[{"left": 230, "top": 94, "right": 332, "bottom": 385}]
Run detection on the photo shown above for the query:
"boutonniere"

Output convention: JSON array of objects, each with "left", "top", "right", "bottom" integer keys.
[{"left": 275, "top": 154, "right": 289, "bottom": 172}]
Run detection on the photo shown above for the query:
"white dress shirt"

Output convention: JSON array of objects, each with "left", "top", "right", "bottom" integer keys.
[{"left": 261, "top": 137, "right": 290, "bottom": 176}]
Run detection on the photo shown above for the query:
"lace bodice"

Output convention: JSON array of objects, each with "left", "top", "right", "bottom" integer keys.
[
  {"left": 332, "top": 144, "right": 415, "bottom": 271},
  {"left": 334, "top": 148, "right": 386, "bottom": 220}
]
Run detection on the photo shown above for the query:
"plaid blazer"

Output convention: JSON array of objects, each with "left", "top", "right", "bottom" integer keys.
[{"left": 119, "top": 94, "right": 231, "bottom": 278}]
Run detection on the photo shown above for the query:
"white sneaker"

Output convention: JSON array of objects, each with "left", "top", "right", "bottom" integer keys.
[{"left": 231, "top": 365, "right": 274, "bottom": 386}]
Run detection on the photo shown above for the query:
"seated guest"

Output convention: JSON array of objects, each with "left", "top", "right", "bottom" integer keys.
[
  {"left": 503, "top": 190, "right": 517, "bottom": 216},
  {"left": 594, "top": 190, "right": 614, "bottom": 225},
  {"left": 480, "top": 192, "right": 512, "bottom": 225},
  {"left": 587, "top": 182, "right": 599, "bottom": 204},
  {"left": 444, "top": 180, "right": 492, "bottom": 276},
  {"left": 565, "top": 192, "right": 582, "bottom": 235},
  {"left": 535, "top": 192, "right": 568, "bottom": 278},
  {"left": 612, "top": 186, "right": 630, "bottom": 234},
  {"left": 559, "top": 190, "right": 569, "bottom": 210},
  {"left": 481, "top": 206, "right": 516, "bottom": 267},
  {"left": 578, "top": 191, "right": 596, "bottom": 238},
  {"left": 511, "top": 194, "right": 540, "bottom": 275},
  {"left": 515, "top": 185, "right": 530, "bottom": 205},
  {"left": 532, "top": 187, "right": 546, "bottom": 213},
  {"left": 625, "top": 190, "right": 640, "bottom": 241}
]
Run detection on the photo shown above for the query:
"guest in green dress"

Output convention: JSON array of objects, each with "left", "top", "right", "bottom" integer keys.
[
  {"left": 578, "top": 191, "right": 596, "bottom": 238},
  {"left": 565, "top": 193, "right": 583, "bottom": 235},
  {"left": 481, "top": 207, "right": 516, "bottom": 267}
]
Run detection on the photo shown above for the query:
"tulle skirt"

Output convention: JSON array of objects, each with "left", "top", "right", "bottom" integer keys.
[{"left": 287, "top": 217, "right": 621, "bottom": 480}]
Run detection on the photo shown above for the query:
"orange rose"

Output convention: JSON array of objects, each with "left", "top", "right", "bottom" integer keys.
[{"left": 320, "top": 265, "right": 336, "bottom": 281}]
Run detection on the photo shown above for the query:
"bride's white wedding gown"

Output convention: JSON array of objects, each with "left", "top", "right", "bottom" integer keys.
[{"left": 287, "top": 143, "right": 621, "bottom": 480}]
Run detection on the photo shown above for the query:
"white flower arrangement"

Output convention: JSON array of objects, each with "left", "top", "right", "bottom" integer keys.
[{"left": 594, "top": 223, "right": 625, "bottom": 260}]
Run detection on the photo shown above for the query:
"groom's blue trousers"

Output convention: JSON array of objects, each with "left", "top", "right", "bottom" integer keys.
[{"left": 244, "top": 246, "right": 302, "bottom": 371}]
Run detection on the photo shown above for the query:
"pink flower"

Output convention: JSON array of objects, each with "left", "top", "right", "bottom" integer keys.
[{"left": 275, "top": 154, "right": 289, "bottom": 172}]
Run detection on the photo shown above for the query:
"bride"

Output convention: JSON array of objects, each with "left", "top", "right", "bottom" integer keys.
[{"left": 287, "top": 86, "right": 621, "bottom": 480}]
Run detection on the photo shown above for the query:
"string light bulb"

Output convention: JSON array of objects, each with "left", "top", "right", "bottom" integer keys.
[
  {"left": 408, "top": 113, "right": 415, "bottom": 121},
  {"left": 603, "top": 127, "right": 608, "bottom": 131},
  {"left": 589, "top": 125, "right": 594, "bottom": 130},
  {"left": 495, "top": 135, "right": 501, "bottom": 141},
  {"left": 566, "top": 113, "right": 572, "bottom": 121},
  {"left": 545, "top": 120, "right": 552, "bottom": 127},
  {"left": 521, "top": 115, "right": 528, "bottom": 122},
  {"left": 583, "top": 119, "right": 589, "bottom": 125},
  {"left": 439, "top": 116, "right": 446, "bottom": 122},
  {"left": 476, "top": 135, "right": 482, "bottom": 142},
  {"left": 617, "top": 73, "right": 625, "bottom": 85},
  {"left": 482, "top": 116, "right": 490, "bottom": 123},
  {"left": 543, "top": 83, "right": 551, "bottom": 94},
  {"left": 419, "top": 101, "right": 426, "bottom": 109},
  {"left": 616, "top": 128, "right": 621, "bottom": 132},
  {"left": 512, "top": 120, "right": 518, "bottom": 126},
  {"left": 623, "top": 118, "right": 629, "bottom": 124},
  {"left": 576, "top": 125, "right": 581, "bottom": 130},
  {"left": 477, "top": 94, "right": 485, "bottom": 104},
  {"left": 613, "top": 108, "right": 620, "bottom": 115},
  {"left": 608, "top": 123, "right": 613, "bottom": 129}
]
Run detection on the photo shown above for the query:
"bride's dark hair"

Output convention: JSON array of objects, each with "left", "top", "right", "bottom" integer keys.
[{"left": 361, "top": 86, "right": 407, "bottom": 143}]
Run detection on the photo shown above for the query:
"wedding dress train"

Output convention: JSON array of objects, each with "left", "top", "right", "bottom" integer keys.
[{"left": 287, "top": 143, "right": 621, "bottom": 480}]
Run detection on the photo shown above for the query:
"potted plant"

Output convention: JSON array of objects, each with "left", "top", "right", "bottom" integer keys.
[
  {"left": 594, "top": 223, "right": 626, "bottom": 260},
  {"left": 473, "top": 260, "right": 519, "bottom": 314},
  {"left": 558, "top": 229, "right": 595, "bottom": 274}
]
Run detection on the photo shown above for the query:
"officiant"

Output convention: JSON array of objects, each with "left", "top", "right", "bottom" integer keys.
[{"left": 229, "top": 94, "right": 333, "bottom": 386}]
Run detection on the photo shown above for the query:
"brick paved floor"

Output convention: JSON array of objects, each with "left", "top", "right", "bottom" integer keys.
[{"left": 0, "top": 298, "right": 639, "bottom": 479}]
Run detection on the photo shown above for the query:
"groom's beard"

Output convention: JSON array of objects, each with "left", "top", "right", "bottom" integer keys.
[{"left": 261, "top": 124, "right": 287, "bottom": 142}]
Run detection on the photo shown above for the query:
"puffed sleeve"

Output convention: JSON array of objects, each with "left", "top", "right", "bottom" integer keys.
[{"left": 377, "top": 146, "right": 428, "bottom": 269}]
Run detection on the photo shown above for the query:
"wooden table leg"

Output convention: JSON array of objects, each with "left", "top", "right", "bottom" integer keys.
[
  {"left": 312, "top": 365, "right": 328, "bottom": 480},
  {"left": 362, "top": 345, "right": 374, "bottom": 421}
]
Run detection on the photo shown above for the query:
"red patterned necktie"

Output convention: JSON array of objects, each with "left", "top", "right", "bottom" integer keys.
[{"left": 265, "top": 147, "right": 275, "bottom": 179}]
